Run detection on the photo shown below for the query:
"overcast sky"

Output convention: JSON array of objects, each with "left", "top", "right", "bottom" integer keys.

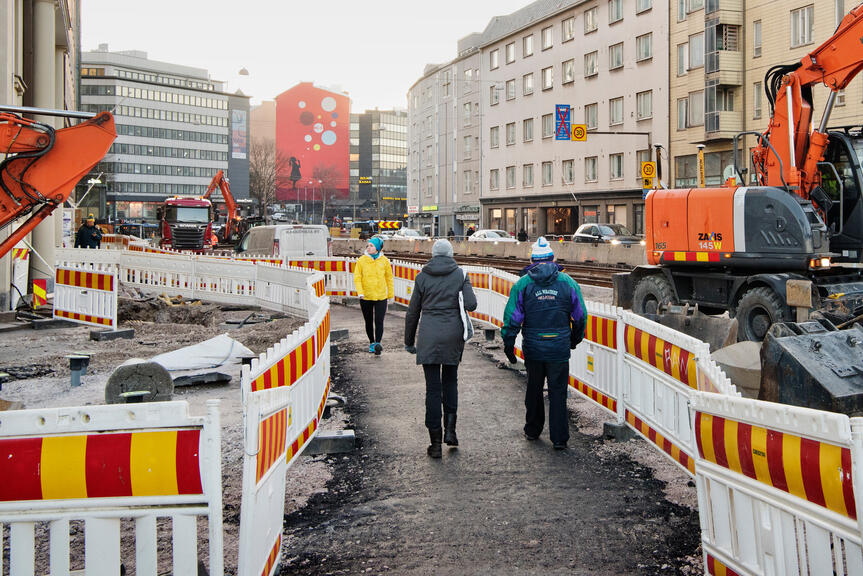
[{"left": 80, "top": 0, "right": 532, "bottom": 111}]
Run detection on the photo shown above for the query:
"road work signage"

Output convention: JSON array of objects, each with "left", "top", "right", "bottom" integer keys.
[{"left": 53, "top": 266, "right": 118, "bottom": 329}]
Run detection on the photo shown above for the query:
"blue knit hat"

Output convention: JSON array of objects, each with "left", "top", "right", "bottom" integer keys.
[
  {"left": 531, "top": 236, "right": 555, "bottom": 261},
  {"left": 368, "top": 237, "right": 383, "bottom": 252}
]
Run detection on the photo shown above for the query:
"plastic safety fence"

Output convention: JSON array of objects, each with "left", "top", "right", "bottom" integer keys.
[
  {"left": 0, "top": 400, "right": 224, "bottom": 576},
  {"left": 569, "top": 301, "right": 624, "bottom": 418},
  {"left": 392, "top": 260, "right": 421, "bottom": 306},
  {"left": 463, "top": 266, "right": 497, "bottom": 327},
  {"left": 53, "top": 264, "right": 118, "bottom": 329},
  {"left": 286, "top": 258, "right": 357, "bottom": 297},
  {"left": 99, "top": 234, "right": 131, "bottom": 249},
  {"left": 692, "top": 392, "right": 863, "bottom": 576},
  {"left": 237, "top": 283, "right": 330, "bottom": 576}
]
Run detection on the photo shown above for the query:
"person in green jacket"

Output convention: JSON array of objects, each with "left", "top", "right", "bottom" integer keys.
[{"left": 353, "top": 236, "right": 394, "bottom": 355}]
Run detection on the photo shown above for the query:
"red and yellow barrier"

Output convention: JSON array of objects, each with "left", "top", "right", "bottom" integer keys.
[
  {"left": 250, "top": 337, "right": 316, "bottom": 392},
  {"left": 468, "top": 272, "right": 489, "bottom": 290},
  {"left": 627, "top": 410, "right": 695, "bottom": 474},
  {"left": 54, "top": 309, "right": 113, "bottom": 327},
  {"left": 705, "top": 554, "right": 741, "bottom": 576},
  {"left": 570, "top": 376, "right": 617, "bottom": 413},
  {"left": 288, "top": 260, "right": 350, "bottom": 273},
  {"left": 394, "top": 265, "right": 419, "bottom": 281},
  {"left": 0, "top": 429, "right": 203, "bottom": 501},
  {"left": 659, "top": 251, "right": 721, "bottom": 263},
  {"left": 32, "top": 279, "right": 47, "bottom": 307},
  {"left": 11, "top": 247, "right": 29, "bottom": 260},
  {"left": 585, "top": 315, "right": 617, "bottom": 349},
  {"left": 695, "top": 412, "right": 857, "bottom": 519},
  {"left": 313, "top": 278, "right": 325, "bottom": 298},
  {"left": 624, "top": 325, "right": 697, "bottom": 389},
  {"left": 491, "top": 276, "right": 514, "bottom": 296},
  {"left": 256, "top": 409, "right": 288, "bottom": 483},
  {"left": 316, "top": 311, "right": 330, "bottom": 356},
  {"left": 56, "top": 269, "right": 114, "bottom": 292},
  {"left": 261, "top": 533, "right": 281, "bottom": 576}
]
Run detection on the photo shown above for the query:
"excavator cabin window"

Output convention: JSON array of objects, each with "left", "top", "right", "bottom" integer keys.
[{"left": 820, "top": 133, "right": 861, "bottom": 231}]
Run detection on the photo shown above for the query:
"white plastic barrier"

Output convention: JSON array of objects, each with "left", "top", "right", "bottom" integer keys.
[
  {"left": 53, "top": 264, "right": 118, "bottom": 330},
  {"left": 463, "top": 266, "right": 496, "bottom": 328},
  {"left": 392, "top": 260, "right": 421, "bottom": 307},
  {"left": 255, "top": 264, "right": 313, "bottom": 316},
  {"left": 692, "top": 392, "right": 863, "bottom": 576},
  {"left": 570, "top": 301, "right": 624, "bottom": 419},
  {"left": 286, "top": 257, "right": 356, "bottom": 297},
  {"left": 0, "top": 400, "right": 224, "bottom": 576},
  {"left": 10, "top": 245, "right": 30, "bottom": 310}
]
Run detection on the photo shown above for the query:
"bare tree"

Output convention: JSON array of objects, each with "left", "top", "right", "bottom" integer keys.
[{"left": 249, "top": 138, "right": 289, "bottom": 218}]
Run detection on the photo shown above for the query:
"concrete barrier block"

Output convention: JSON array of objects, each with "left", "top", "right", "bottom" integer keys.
[
  {"left": 90, "top": 328, "right": 135, "bottom": 341},
  {"left": 306, "top": 429, "right": 356, "bottom": 455},
  {"left": 603, "top": 421, "right": 636, "bottom": 442}
]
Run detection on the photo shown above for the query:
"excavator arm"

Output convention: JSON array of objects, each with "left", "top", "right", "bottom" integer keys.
[
  {"left": 0, "top": 108, "right": 116, "bottom": 258},
  {"left": 754, "top": 3, "right": 863, "bottom": 202},
  {"left": 201, "top": 169, "right": 237, "bottom": 241}
]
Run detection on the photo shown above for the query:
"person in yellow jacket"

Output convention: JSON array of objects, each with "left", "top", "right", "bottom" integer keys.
[{"left": 354, "top": 236, "right": 394, "bottom": 355}]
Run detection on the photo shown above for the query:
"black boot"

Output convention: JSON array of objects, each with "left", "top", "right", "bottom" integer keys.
[
  {"left": 443, "top": 413, "right": 458, "bottom": 446},
  {"left": 427, "top": 428, "right": 442, "bottom": 458}
]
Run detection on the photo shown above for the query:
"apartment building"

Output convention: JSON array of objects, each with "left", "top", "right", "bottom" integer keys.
[
  {"left": 670, "top": 0, "right": 856, "bottom": 187},
  {"left": 348, "top": 109, "right": 408, "bottom": 223}
]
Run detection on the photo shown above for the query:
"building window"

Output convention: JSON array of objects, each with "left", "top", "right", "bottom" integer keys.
[
  {"left": 464, "top": 170, "right": 473, "bottom": 194},
  {"left": 490, "top": 169, "right": 499, "bottom": 190},
  {"left": 463, "top": 69, "right": 473, "bottom": 93},
  {"left": 490, "top": 85, "right": 500, "bottom": 106},
  {"left": 562, "top": 17, "right": 575, "bottom": 42},
  {"left": 610, "top": 153, "right": 624, "bottom": 180},
  {"left": 609, "top": 97, "right": 624, "bottom": 126},
  {"left": 637, "top": 90, "right": 652, "bottom": 119},
  {"left": 542, "top": 161, "right": 553, "bottom": 186},
  {"left": 523, "top": 35, "right": 534, "bottom": 57},
  {"left": 753, "top": 20, "right": 762, "bottom": 57},
  {"left": 463, "top": 136, "right": 472, "bottom": 159},
  {"left": 584, "top": 51, "right": 598, "bottom": 77},
  {"left": 584, "top": 6, "right": 598, "bottom": 33},
  {"left": 677, "top": 98, "right": 688, "bottom": 130},
  {"left": 585, "top": 157, "right": 598, "bottom": 182},
  {"left": 490, "top": 49, "right": 499, "bottom": 70},
  {"left": 791, "top": 5, "right": 814, "bottom": 48},
  {"left": 689, "top": 90, "right": 704, "bottom": 126},
  {"left": 506, "top": 166, "right": 516, "bottom": 188},
  {"left": 542, "top": 26, "right": 553, "bottom": 50},
  {"left": 463, "top": 102, "right": 471, "bottom": 126},
  {"left": 636, "top": 33, "right": 653, "bottom": 61},
  {"left": 506, "top": 42, "right": 516, "bottom": 64},
  {"left": 523, "top": 73, "right": 534, "bottom": 95},
  {"left": 562, "top": 159, "right": 574, "bottom": 184},
  {"left": 506, "top": 122, "right": 516, "bottom": 145},
  {"left": 506, "top": 79, "right": 516, "bottom": 100},
  {"left": 562, "top": 59, "right": 575, "bottom": 84},
  {"left": 609, "top": 0, "right": 623, "bottom": 23},
  {"left": 689, "top": 32, "right": 704, "bottom": 69},
  {"left": 609, "top": 43, "right": 624, "bottom": 70},
  {"left": 678, "top": 0, "right": 686, "bottom": 21},
  {"left": 636, "top": 149, "right": 651, "bottom": 181},
  {"left": 677, "top": 43, "right": 689, "bottom": 76},
  {"left": 753, "top": 81, "right": 762, "bottom": 118},
  {"left": 542, "top": 113, "right": 554, "bottom": 138},
  {"left": 490, "top": 126, "right": 500, "bottom": 148},
  {"left": 523, "top": 118, "right": 534, "bottom": 141},
  {"left": 690, "top": 0, "right": 704, "bottom": 11},
  {"left": 542, "top": 66, "right": 553, "bottom": 90},
  {"left": 637, "top": 0, "right": 652, "bottom": 13},
  {"left": 442, "top": 70, "right": 452, "bottom": 97},
  {"left": 585, "top": 103, "right": 598, "bottom": 129},
  {"left": 523, "top": 164, "right": 534, "bottom": 187},
  {"left": 675, "top": 154, "right": 697, "bottom": 187}
]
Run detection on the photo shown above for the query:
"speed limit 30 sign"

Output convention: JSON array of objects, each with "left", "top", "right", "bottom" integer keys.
[{"left": 640, "top": 161, "right": 656, "bottom": 179}]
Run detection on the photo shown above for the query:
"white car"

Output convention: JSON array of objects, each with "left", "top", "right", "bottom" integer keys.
[
  {"left": 468, "top": 229, "right": 517, "bottom": 242},
  {"left": 393, "top": 228, "right": 429, "bottom": 240}
]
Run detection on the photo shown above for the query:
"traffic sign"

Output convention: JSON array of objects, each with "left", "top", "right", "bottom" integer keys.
[
  {"left": 571, "top": 124, "right": 587, "bottom": 141},
  {"left": 642, "top": 177, "right": 654, "bottom": 189},
  {"left": 555, "top": 105, "right": 571, "bottom": 141},
  {"left": 640, "top": 161, "right": 656, "bottom": 179}
]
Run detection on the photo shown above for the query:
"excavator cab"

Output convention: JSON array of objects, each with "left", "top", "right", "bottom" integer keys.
[{"left": 820, "top": 129, "right": 863, "bottom": 263}]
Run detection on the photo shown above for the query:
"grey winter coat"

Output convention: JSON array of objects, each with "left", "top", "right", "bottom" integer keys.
[{"left": 404, "top": 256, "right": 478, "bottom": 365}]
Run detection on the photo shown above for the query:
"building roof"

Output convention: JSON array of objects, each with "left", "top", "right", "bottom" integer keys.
[{"left": 476, "top": 0, "right": 585, "bottom": 48}]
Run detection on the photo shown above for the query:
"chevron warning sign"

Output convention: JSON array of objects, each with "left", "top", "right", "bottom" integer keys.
[{"left": 32, "top": 279, "right": 47, "bottom": 308}]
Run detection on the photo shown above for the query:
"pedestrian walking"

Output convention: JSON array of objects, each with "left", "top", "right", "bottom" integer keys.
[
  {"left": 501, "top": 236, "right": 587, "bottom": 450},
  {"left": 74, "top": 213, "right": 102, "bottom": 249},
  {"left": 404, "top": 239, "right": 477, "bottom": 458},
  {"left": 447, "top": 228, "right": 455, "bottom": 240},
  {"left": 353, "top": 236, "right": 394, "bottom": 355}
]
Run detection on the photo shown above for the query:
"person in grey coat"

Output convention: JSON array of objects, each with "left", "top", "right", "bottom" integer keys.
[{"left": 404, "top": 239, "right": 478, "bottom": 458}]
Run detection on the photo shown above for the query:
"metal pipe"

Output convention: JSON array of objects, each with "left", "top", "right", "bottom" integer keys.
[
  {"left": 787, "top": 85, "right": 796, "bottom": 168},
  {"left": 0, "top": 104, "right": 96, "bottom": 120},
  {"left": 818, "top": 92, "right": 838, "bottom": 133}
]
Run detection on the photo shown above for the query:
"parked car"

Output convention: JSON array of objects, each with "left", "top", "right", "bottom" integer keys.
[
  {"left": 271, "top": 212, "right": 289, "bottom": 222},
  {"left": 393, "top": 228, "right": 429, "bottom": 240},
  {"left": 467, "top": 229, "right": 517, "bottom": 243},
  {"left": 572, "top": 223, "right": 645, "bottom": 245}
]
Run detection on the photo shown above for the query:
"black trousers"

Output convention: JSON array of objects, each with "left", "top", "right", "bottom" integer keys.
[
  {"left": 524, "top": 360, "right": 570, "bottom": 445},
  {"left": 423, "top": 364, "right": 459, "bottom": 430},
  {"left": 360, "top": 299, "right": 387, "bottom": 343}
]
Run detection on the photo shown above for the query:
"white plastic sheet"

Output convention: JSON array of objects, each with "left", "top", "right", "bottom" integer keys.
[{"left": 151, "top": 333, "right": 254, "bottom": 371}]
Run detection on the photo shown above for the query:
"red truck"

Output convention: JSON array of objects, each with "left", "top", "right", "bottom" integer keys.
[{"left": 156, "top": 196, "right": 215, "bottom": 252}]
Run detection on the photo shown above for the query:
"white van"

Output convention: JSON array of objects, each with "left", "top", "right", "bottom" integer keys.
[{"left": 235, "top": 225, "right": 331, "bottom": 258}]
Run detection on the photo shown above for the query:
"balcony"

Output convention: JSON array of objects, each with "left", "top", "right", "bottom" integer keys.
[
  {"left": 706, "top": 51, "right": 743, "bottom": 86},
  {"left": 705, "top": 110, "right": 743, "bottom": 141}
]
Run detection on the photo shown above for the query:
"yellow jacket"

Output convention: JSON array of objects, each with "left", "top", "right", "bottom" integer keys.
[{"left": 354, "top": 253, "right": 394, "bottom": 300}]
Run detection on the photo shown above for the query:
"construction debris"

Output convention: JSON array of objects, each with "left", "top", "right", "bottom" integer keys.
[{"left": 105, "top": 359, "right": 173, "bottom": 404}]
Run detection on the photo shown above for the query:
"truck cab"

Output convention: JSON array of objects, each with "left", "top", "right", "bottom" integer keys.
[{"left": 157, "top": 197, "right": 214, "bottom": 252}]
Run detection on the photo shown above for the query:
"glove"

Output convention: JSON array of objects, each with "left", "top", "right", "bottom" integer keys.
[
  {"left": 404, "top": 345, "right": 417, "bottom": 354},
  {"left": 570, "top": 330, "right": 579, "bottom": 349},
  {"left": 504, "top": 345, "right": 517, "bottom": 364}
]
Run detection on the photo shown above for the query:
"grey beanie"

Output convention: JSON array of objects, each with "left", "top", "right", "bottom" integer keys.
[{"left": 432, "top": 238, "right": 454, "bottom": 258}]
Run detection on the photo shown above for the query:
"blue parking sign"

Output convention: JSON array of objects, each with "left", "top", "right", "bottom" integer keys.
[{"left": 555, "top": 105, "right": 571, "bottom": 141}]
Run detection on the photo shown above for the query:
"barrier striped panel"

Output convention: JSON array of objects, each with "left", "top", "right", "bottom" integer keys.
[
  {"left": 626, "top": 410, "right": 696, "bottom": 475},
  {"left": 327, "top": 290, "right": 354, "bottom": 296},
  {"left": 469, "top": 310, "right": 500, "bottom": 327},
  {"left": 624, "top": 325, "right": 697, "bottom": 389},
  {"left": 317, "top": 379, "right": 331, "bottom": 421},
  {"left": 313, "top": 278, "right": 325, "bottom": 298},
  {"left": 11, "top": 247, "right": 29, "bottom": 260},
  {"left": 55, "top": 309, "right": 113, "bottom": 327},
  {"left": 32, "top": 279, "right": 47, "bottom": 307},
  {"left": 585, "top": 315, "right": 617, "bottom": 349},
  {"left": 261, "top": 533, "right": 281, "bottom": 576},
  {"left": 316, "top": 311, "right": 330, "bottom": 356},
  {"left": 56, "top": 268, "right": 115, "bottom": 292},
  {"left": 395, "top": 296, "right": 410, "bottom": 306},
  {"left": 705, "top": 554, "right": 741, "bottom": 576},
  {"left": 286, "top": 416, "right": 318, "bottom": 465},
  {"left": 256, "top": 409, "right": 287, "bottom": 484},
  {"left": 287, "top": 260, "right": 349, "bottom": 272},
  {"left": 569, "top": 376, "right": 617, "bottom": 413},
  {"left": 393, "top": 265, "right": 419, "bottom": 281},
  {"left": 695, "top": 412, "right": 857, "bottom": 520},
  {"left": 0, "top": 430, "right": 203, "bottom": 501},
  {"left": 468, "top": 271, "right": 489, "bottom": 289},
  {"left": 659, "top": 251, "right": 721, "bottom": 263},
  {"left": 250, "top": 337, "right": 316, "bottom": 392},
  {"left": 491, "top": 275, "right": 513, "bottom": 296}
]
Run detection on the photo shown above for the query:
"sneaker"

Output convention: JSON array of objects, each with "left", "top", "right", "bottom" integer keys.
[
  {"left": 523, "top": 431, "right": 539, "bottom": 441},
  {"left": 553, "top": 442, "right": 568, "bottom": 451},
  {"left": 368, "top": 343, "right": 376, "bottom": 353},
  {"left": 373, "top": 342, "right": 382, "bottom": 355}
]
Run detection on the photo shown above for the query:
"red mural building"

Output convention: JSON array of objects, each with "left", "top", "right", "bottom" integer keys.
[{"left": 275, "top": 83, "right": 350, "bottom": 213}]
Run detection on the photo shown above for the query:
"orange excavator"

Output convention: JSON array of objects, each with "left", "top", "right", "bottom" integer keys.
[
  {"left": 201, "top": 169, "right": 240, "bottom": 244},
  {"left": 0, "top": 106, "right": 116, "bottom": 259},
  {"left": 622, "top": 5, "right": 863, "bottom": 344}
]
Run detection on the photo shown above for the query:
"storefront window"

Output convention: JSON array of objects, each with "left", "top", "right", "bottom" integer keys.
[
  {"left": 633, "top": 203, "right": 645, "bottom": 235},
  {"left": 582, "top": 205, "right": 599, "bottom": 224},
  {"left": 547, "top": 207, "right": 573, "bottom": 235},
  {"left": 505, "top": 208, "right": 517, "bottom": 235},
  {"left": 525, "top": 208, "right": 538, "bottom": 238},
  {"left": 490, "top": 208, "right": 503, "bottom": 230}
]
